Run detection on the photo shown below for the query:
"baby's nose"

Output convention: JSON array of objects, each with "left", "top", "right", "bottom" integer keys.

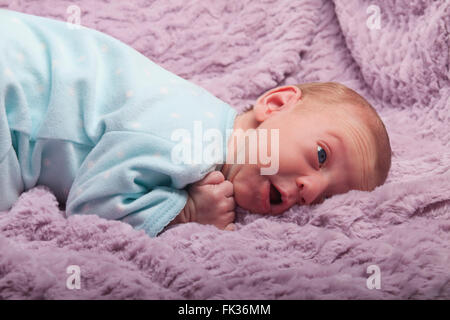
[{"left": 296, "top": 178, "right": 324, "bottom": 205}]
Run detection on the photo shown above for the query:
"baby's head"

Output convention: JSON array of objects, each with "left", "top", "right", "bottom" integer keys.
[{"left": 222, "top": 82, "right": 391, "bottom": 215}]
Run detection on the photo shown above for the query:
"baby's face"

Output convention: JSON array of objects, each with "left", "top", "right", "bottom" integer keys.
[{"left": 225, "top": 106, "right": 375, "bottom": 215}]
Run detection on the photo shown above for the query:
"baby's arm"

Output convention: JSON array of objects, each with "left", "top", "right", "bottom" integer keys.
[
  {"left": 66, "top": 131, "right": 235, "bottom": 237},
  {"left": 168, "top": 171, "right": 236, "bottom": 231},
  {"left": 66, "top": 131, "right": 190, "bottom": 238}
]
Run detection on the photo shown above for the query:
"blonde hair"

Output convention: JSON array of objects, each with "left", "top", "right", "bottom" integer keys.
[{"left": 294, "top": 82, "right": 392, "bottom": 190}]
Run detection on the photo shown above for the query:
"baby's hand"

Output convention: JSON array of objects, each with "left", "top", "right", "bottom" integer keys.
[{"left": 186, "top": 171, "right": 236, "bottom": 231}]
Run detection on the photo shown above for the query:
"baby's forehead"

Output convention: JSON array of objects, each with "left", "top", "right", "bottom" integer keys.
[
  {"left": 322, "top": 103, "right": 370, "bottom": 120},
  {"left": 295, "top": 100, "right": 375, "bottom": 143},
  {"left": 311, "top": 109, "right": 376, "bottom": 156},
  {"left": 317, "top": 105, "right": 372, "bottom": 133}
]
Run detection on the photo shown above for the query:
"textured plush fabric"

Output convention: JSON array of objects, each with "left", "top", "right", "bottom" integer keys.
[{"left": 0, "top": 0, "right": 448, "bottom": 299}]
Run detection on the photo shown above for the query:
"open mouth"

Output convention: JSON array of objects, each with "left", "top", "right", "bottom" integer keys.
[{"left": 269, "top": 183, "right": 282, "bottom": 205}]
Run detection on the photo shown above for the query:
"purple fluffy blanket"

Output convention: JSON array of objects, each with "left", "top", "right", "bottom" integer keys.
[{"left": 0, "top": 0, "right": 449, "bottom": 299}]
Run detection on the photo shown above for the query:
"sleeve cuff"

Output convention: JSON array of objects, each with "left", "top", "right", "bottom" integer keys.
[{"left": 138, "top": 188, "right": 188, "bottom": 237}]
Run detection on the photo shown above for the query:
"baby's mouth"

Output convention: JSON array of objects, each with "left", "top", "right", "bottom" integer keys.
[{"left": 269, "top": 183, "right": 282, "bottom": 205}]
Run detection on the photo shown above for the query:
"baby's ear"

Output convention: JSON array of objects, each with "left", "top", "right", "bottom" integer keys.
[{"left": 253, "top": 85, "right": 302, "bottom": 122}]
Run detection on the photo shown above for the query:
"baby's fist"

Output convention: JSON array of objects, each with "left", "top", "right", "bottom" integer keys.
[{"left": 187, "top": 171, "right": 235, "bottom": 231}]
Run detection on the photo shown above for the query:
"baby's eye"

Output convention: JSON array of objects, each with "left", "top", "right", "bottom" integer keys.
[{"left": 317, "top": 146, "right": 327, "bottom": 166}]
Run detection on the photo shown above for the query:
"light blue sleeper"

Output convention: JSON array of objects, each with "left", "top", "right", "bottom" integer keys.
[{"left": 0, "top": 9, "right": 237, "bottom": 237}]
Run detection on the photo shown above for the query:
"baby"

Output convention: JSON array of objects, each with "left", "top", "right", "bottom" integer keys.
[
  {"left": 169, "top": 81, "right": 392, "bottom": 232},
  {"left": 0, "top": 10, "right": 391, "bottom": 237}
]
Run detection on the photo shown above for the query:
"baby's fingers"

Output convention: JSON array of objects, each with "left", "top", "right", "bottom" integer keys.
[
  {"left": 219, "top": 197, "right": 235, "bottom": 212},
  {"left": 196, "top": 171, "right": 224, "bottom": 186},
  {"left": 216, "top": 180, "right": 234, "bottom": 198},
  {"left": 224, "top": 223, "right": 236, "bottom": 231}
]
